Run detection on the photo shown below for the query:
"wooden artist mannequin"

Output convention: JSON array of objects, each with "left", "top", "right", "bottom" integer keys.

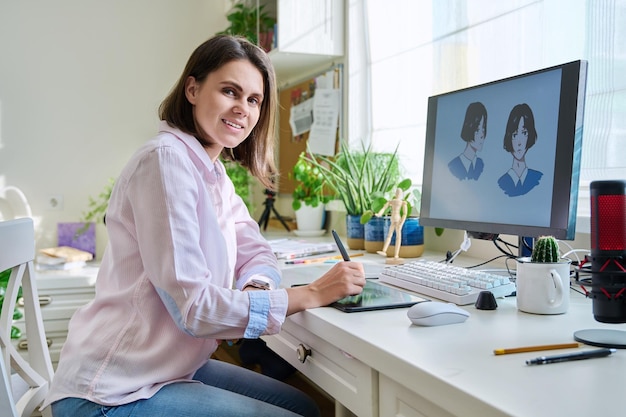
[{"left": 376, "top": 188, "right": 407, "bottom": 264}]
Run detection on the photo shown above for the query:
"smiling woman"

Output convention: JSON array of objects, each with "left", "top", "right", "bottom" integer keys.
[
  {"left": 45, "top": 34, "right": 366, "bottom": 417},
  {"left": 183, "top": 60, "right": 264, "bottom": 160},
  {"left": 158, "top": 35, "right": 279, "bottom": 191}
]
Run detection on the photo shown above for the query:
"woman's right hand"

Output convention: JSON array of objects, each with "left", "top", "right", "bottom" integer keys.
[{"left": 285, "top": 261, "right": 366, "bottom": 315}]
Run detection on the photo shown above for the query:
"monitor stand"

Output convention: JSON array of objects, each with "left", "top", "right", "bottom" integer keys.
[
  {"left": 518, "top": 236, "right": 534, "bottom": 258},
  {"left": 573, "top": 329, "right": 626, "bottom": 349}
]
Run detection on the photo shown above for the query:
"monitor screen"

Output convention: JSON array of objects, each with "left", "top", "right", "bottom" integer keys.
[{"left": 420, "top": 60, "right": 587, "bottom": 240}]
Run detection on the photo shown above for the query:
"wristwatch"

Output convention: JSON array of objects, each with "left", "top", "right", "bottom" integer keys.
[{"left": 243, "top": 278, "right": 271, "bottom": 291}]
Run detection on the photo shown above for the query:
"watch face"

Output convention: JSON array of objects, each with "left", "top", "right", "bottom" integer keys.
[{"left": 248, "top": 279, "right": 270, "bottom": 290}]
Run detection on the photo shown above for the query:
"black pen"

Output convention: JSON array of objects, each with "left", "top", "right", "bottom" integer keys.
[
  {"left": 331, "top": 229, "right": 351, "bottom": 261},
  {"left": 526, "top": 348, "right": 616, "bottom": 365}
]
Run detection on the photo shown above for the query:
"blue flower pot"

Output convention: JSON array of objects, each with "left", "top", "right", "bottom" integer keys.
[
  {"left": 364, "top": 216, "right": 386, "bottom": 253},
  {"left": 383, "top": 217, "right": 424, "bottom": 258},
  {"left": 345, "top": 214, "right": 364, "bottom": 250}
]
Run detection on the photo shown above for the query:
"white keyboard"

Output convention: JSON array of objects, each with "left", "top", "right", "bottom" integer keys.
[{"left": 378, "top": 260, "right": 516, "bottom": 305}]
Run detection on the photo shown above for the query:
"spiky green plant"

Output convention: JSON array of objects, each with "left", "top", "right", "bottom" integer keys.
[
  {"left": 531, "top": 236, "right": 560, "bottom": 263},
  {"left": 359, "top": 178, "right": 416, "bottom": 224},
  {"left": 300, "top": 140, "right": 401, "bottom": 216}
]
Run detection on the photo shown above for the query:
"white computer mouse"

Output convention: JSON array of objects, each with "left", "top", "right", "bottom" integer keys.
[{"left": 407, "top": 301, "right": 470, "bottom": 326}]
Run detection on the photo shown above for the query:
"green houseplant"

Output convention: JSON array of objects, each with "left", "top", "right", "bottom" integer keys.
[
  {"left": 290, "top": 152, "right": 331, "bottom": 232},
  {"left": 290, "top": 152, "right": 331, "bottom": 212},
  {"left": 223, "top": 159, "right": 253, "bottom": 213},
  {"left": 359, "top": 178, "right": 416, "bottom": 224},
  {"left": 300, "top": 140, "right": 402, "bottom": 248},
  {"left": 358, "top": 179, "right": 427, "bottom": 257},
  {"left": 61, "top": 177, "right": 116, "bottom": 257},
  {"left": 80, "top": 177, "right": 115, "bottom": 228},
  {"left": 73, "top": 177, "right": 115, "bottom": 239},
  {"left": 301, "top": 140, "right": 402, "bottom": 216},
  {"left": 218, "top": 2, "right": 275, "bottom": 51}
]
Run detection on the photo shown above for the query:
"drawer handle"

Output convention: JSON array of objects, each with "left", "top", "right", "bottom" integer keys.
[
  {"left": 18, "top": 338, "right": 53, "bottom": 350},
  {"left": 17, "top": 295, "right": 53, "bottom": 307},
  {"left": 296, "top": 344, "right": 311, "bottom": 363},
  {"left": 39, "top": 296, "right": 53, "bottom": 306}
]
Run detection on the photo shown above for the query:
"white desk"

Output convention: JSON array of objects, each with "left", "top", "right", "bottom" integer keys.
[{"left": 265, "top": 252, "right": 626, "bottom": 417}]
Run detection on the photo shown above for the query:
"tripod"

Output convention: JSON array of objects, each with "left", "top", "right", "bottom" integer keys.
[{"left": 258, "top": 189, "right": 291, "bottom": 231}]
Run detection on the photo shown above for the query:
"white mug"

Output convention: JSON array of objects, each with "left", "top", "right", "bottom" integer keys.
[{"left": 515, "top": 258, "right": 571, "bottom": 315}]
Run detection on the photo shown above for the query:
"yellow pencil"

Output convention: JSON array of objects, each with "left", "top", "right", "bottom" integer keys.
[
  {"left": 493, "top": 342, "right": 580, "bottom": 355},
  {"left": 285, "top": 253, "right": 364, "bottom": 264}
]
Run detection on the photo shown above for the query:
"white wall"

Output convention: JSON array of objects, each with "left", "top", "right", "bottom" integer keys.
[{"left": 0, "top": 0, "right": 228, "bottom": 258}]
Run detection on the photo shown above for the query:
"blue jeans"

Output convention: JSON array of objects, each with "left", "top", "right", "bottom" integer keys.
[{"left": 51, "top": 359, "right": 320, "bottom": 417}]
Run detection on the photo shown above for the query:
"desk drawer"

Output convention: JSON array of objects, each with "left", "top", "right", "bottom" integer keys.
[
  {"left": 265, "top": 319, "right": 378, "bottom": 417},
  {"left": 12, "top": 325, "right": 66, "bottom": 368},
  {"left": 379, "top": 374, "right": 454, "bottom": 417}
]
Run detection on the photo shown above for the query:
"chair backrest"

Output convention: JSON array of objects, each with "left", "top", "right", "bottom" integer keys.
[
  {"left": 0, "top": 186, "right": 33, "bottom": 222},
  {"left": 1, "top": 218, "right": 54, "bottom": 417}
]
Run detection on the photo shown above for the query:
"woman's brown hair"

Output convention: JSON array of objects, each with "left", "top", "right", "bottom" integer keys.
[{"left": 159, "top": 35, "right": 278, "bottom": 189}]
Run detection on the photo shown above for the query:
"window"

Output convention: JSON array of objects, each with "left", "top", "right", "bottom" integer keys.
[{"left": 349, "top": 0, "right": 626, "bottom": 233}]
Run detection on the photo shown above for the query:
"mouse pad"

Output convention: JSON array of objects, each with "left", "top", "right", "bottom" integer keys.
[{"left": 329, "top": 280, "right": 428, "bottom": 313}]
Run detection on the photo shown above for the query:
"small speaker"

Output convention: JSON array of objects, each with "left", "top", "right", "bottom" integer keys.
[{"left": 589, "top": 180, "right": 626, "bottom": 323}]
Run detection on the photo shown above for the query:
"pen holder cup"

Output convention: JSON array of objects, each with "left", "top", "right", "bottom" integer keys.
[{"left": 515, "top": 258, "right": 571, "bottom": 315}]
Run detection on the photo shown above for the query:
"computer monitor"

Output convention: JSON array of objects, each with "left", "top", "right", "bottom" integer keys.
[{"left": 420, "top": 60, "right": 587, "bottom": 246}]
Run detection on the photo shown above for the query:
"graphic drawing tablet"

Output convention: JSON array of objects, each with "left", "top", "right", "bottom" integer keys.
[{"left": 329, "top": 280, "right": 427, "bottom": 313}]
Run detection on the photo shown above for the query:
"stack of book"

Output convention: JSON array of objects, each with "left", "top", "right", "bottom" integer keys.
[
  {"left": 268, "top": 239, "right": 336, "bottom": 260},
  {"left": 36, "top": 246, "right": 94, "bottom": 270}
]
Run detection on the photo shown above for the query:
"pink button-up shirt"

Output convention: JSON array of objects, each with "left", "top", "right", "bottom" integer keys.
[{"left": 44, "top": 122, "right": 288, "bottom": 407}]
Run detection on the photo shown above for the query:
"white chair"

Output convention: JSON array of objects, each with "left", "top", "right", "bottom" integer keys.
[
  {"left": 0, "top": 186, "right": 33, "bottom": 222},
  {"left": 1, "top": 218, "right": 54, "bottom": 417}
]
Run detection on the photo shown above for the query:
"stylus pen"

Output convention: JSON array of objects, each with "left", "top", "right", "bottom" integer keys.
[
  {"left": 525, "top": 348, "right": 616, "bottom": 365},
  {"left": 331, "top": 229, "right": 351, "bottom": 261}
]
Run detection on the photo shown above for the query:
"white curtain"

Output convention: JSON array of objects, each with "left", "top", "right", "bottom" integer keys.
[{"left": 350, "top": 0, "right": 626, "bottom": 226}]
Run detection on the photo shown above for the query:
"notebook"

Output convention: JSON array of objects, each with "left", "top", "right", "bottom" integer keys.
[{"left": 268, "top": 239, "right": 336, "bottom": 260}]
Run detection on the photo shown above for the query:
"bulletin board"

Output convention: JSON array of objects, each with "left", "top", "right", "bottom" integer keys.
[{"left": 277, "top": 66, "right": 342, "bottom": 194}]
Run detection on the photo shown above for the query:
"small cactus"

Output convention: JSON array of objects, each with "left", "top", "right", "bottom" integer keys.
[{"left": 531, "top": 236, "right": 560, "bottom": 263}]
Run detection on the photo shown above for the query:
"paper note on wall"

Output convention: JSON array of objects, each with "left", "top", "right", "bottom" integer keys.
[
  {"left": 289, "top": 98, "right": 314, "bottom": 136},
  {"left": 308, "top": 88, "right": 340, "bottom": 156}
]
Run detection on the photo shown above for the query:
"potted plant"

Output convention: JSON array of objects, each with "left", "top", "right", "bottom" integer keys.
[
  {"left": 218, "top": 2, "right": 276, "bottom": 51},
  {"left": 529, "top": 236, "right": 560, "bottom": 263},
  {"left": 60, "top": 178, "right": 115, "bottom": 258},
  {"left": 516, "top": 236, "right": 571, "bottom": 314},
  {"left": 360, "top": 180, "right": 425, "bottom": 258},
  {"left": 223, "top": 159, "right": 253, "bottom": 213},
  {"left": 300, "top": 140, "right": 402, "bottom": 249},
  {"left": 290, "top": 152, "right": 331, "bottom": 234},
  {"left": 79, "top": 177, "right": 115, "bottom": 228},
  {"left": 359, "top": 178, "right": 415, "bottom": 225}
]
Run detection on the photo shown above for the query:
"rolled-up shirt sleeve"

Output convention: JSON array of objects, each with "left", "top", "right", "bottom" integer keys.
[{"left": 245, "top": 287, "right": 288, "bottom": 338}]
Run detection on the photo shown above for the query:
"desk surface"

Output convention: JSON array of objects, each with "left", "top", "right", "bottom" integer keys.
[{"left": 277, "top": 251, "right": 626, "bottom": 417}]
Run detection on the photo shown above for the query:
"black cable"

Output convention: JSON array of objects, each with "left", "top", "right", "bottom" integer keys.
[
  {"left": 493, "top": 237, "right": 517, "bottom": 259},
  {"left": 464, "top": 254, "right": 511, "bottom": 269}
]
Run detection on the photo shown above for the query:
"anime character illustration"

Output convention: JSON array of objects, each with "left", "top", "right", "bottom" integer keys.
[
  {"left": 448, "top": 101, "right": 488, "bottom": 180},
  {"left": 498, "top": 103, "right": 543, "bottom": 196}
]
